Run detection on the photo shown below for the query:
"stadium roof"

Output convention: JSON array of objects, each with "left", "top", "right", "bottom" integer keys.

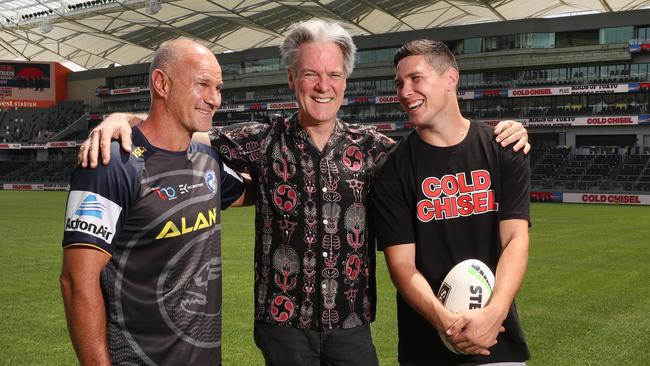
[{"left": 1, "top": 0, "right": 650, "bottom": 70}]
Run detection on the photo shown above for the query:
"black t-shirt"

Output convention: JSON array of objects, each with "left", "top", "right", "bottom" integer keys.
[
  {"left": 62, "top": 127, "right": 244, "bottom": 365},
  {"left": 371, "top": 121, "right": 530, "bottom": 365}
]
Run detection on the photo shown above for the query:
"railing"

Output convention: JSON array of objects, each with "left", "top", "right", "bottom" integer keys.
[{"left": 48, "top": 112, "right": 89, "bottom": 141}]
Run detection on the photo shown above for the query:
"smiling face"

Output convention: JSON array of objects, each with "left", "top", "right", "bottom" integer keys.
[
  {"left": 165, "top": 46, "right": 223, "bottom": 133},
  {"left": 395, "top": 54, "right": 457, "bottom": 128},
  {"left": 288, "top": 41, "right": 346, "bottom": 127}
]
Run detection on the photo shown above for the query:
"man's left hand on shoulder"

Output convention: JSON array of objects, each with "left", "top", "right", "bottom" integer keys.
[{"left": 494, "top": 120, "right": 530, "bottom": 154}]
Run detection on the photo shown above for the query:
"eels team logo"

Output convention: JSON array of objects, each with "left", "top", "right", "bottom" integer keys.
[{"left": 204, "top": 170, "right": 217, "bottom": 193}]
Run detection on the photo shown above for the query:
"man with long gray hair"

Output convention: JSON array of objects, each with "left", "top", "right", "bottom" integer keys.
[{"left": 78, "top": 20, "right": 529, "bottom": 365}]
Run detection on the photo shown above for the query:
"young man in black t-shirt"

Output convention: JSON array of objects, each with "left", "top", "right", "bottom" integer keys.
[{"left": 371, "top": 40, "right": 530, "bottom": 365}]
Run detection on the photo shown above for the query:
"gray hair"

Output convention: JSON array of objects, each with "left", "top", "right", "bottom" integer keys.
[
  {"left": 280, "top": 19, "right": 356, "bottom": 77},
  {"left": 149, "top": 39, "right": 183, "bottom": 78}
]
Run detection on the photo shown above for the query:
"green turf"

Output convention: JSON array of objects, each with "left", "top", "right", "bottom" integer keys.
[{"left": 0, "top": 192, "right": 648, "bottom": 365}]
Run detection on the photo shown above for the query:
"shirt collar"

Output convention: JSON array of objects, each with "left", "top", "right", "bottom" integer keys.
[{"left": 285, "top": 112, "right": 356, "bottom": 145}]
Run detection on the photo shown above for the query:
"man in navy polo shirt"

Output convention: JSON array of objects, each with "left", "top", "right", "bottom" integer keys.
[{"left": 60, "top": 39, "right": 245, "bottom": 365}]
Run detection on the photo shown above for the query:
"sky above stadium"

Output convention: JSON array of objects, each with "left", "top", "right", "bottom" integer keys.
[{"left": 1, "top": 0, "right": 650, "bottom": 70}]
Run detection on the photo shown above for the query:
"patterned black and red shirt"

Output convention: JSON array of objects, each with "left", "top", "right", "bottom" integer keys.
[{"left": 209, "top": 114, "right": 394, "bottom": 330}]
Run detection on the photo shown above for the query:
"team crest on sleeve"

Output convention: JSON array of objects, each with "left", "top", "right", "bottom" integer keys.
[
  {"left": 65, "top": 191, "right": 122, "bottom": 243},
  {"left": 204, "top": 170, "right": 217, "bottom": 193}
]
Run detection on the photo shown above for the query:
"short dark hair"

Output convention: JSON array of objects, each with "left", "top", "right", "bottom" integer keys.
[{"left": 393, "top": 39, "right": 458, "bottom": 74}]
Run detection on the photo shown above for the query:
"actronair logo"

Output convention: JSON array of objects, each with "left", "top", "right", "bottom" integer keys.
[
  {"left": 75, "top": 194, "right": 105, "bottom": 218},
  {"left": 65, "top": 191, "right": 122, "bottom": 243}
]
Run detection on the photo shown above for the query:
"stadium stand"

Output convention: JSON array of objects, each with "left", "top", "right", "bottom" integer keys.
[
  {"left": 1, "top": 10, "right": 650, "bottom": 199},
  {"left": 0, "top": 101, "right": 85, "bottom": 142}
]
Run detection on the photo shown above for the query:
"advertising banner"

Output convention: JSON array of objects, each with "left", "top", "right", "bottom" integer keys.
[
  {"left": 475, "top": 89, "right": 508, "bottom": 98},
  {"left": 0, "top": 143, "right": 21, "bottom": 149},
  {"left": 46, "top": 141, "right": 77, "bottom": 148},
  {"left": 530, "top": 191, "right": 563, "bottom": 202},
  {"left": 266, "top": 101, "right": 298, "bottom": 110},
  {"left": 375, "top": 95, "right": 399, "bottom": 104},
  {"left": 218, "top": 105, "right": 245, "bottom": 112},
  {"left": 520, "top": 115, "right": 638, "bottom": 127},
  {"left": 44, "top": 183, "right": 70, "bottom": 191},
  {"left": 563, "top": 192, "right": 650, "bottom": 205},
  {"left": 343, "top": 96, "right": 373, "bottom": 105},
  {"left": 110, "top": 86, "right": 141, "bottom": 95},
  {"left": 3, "top": 183, "right": 45, "bottom": 190},
  {"left": 245, "top": 102, "right": 264, "bottom": 111},
  {"left": 0, "top": 141, "right": 77, "bottom": 149},
  {"left": 629, "top": 41, "right": 650, "bottom": 53},
  {"left": 372, "top": 123, "right": 396, "bottom": 131},
  {"left": 456, "top": 90, "right": 475, "bottom": 100}
]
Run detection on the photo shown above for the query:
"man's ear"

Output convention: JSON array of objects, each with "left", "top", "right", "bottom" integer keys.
[
  {"left": 151, "top": 69, "right": 170, "bottom": 98},
  {"left": 287, "top": 70, "right": 295, "bottom": 90},
  {"left": 446, "top": 68, "right": 459, "bottom": 92}
]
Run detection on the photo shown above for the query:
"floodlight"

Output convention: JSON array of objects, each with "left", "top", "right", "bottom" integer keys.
[{"left": 146, "top": 0, "right": 162, "bottom": 15}]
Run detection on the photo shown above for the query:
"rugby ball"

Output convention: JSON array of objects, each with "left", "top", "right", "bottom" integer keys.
[{"left": 437, "top": 259, "right": 495, "bottom": 354}]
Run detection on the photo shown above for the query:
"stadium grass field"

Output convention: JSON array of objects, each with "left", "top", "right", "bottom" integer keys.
[{"left": 0, "top": 190, "right": 648, "bottom": 365}]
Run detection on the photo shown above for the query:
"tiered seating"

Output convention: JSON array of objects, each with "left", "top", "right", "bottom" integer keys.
[
  {"left": 554, "top": 153, "right": 620, "bottom": 190},
  {"left": 1, "top": 160, "right": 76, "bottom": 183},
  {"left": 530, "top": 146, "right": 571, "bottom": 189},
  {"left": 0, "top": 161, "right": 26, "bottom": 177},
  {"left": 0, "top": 101, "right": 85, "bottom": 142},
  {"left": 612, "top": 154, "right": 650, "bottom": 191},
  {"left": 529, "top": 147, "right": 649, "bottom": 192},
  {"left": 1, "top": 109, "right": 42, "bottom": 142}
]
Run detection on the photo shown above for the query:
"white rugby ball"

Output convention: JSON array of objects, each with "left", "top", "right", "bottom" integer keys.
[{"left": 437, "top": 259, "right": 495, "bottom": 354}]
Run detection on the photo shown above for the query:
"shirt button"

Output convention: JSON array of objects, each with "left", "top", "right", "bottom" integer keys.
[
  {"left": 323, "top": 219, "right": 328, "bottom": 225},
  {"left": 322, "top": 252, "right": 328, "bottom": 258},
  {"left": 322, "top": 187, "right": 327, "bottom": 192}
]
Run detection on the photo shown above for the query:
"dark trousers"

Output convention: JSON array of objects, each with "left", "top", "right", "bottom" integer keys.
[{"left": 254, "top": 321, "right": 379, "bottom": 366}]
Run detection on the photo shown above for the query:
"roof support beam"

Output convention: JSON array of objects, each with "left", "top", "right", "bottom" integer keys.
[
  {"left": 6, "top": 25, "right": 119, "bottom": 68},
  {"left": 116, "top": 1, "right": 236, "bottom": 51},
  {"left": 206, "top": 0, "right": 286, "bottom": 38},
  {"left": 0, "top": 35, "right": 29, "bottom": 59},
  {"left": 478, "top": 0, "right": 508, "bottom": 21},
  {"left": 355, "top": 0, "right": 415, "bottom": 31},
  {"left": 599, "top": 0, "right": 613, "bottom": 12},
  {"left": 313, "top": 0, "right": 376, "bottom": 34}
]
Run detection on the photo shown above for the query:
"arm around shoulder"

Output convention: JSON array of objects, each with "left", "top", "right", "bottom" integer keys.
[{"left": 79, "top": 112, "right": 145, "bottom": 168}]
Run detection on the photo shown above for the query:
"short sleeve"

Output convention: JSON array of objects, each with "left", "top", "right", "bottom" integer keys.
[
  {"left": 370, "top": 150, "right": 415, "bottom": 250},
  {"left": 219, "top": 160, "right": 245, "bottom": 209},
  {"left": 208, "top": 122, "right": 271, "bottom": 173},
  {"left": 367, "top": 129, "right": 396, "bottom": 169},
  {"left": 62, "top": 142, "right": 139, "bottom": 255},
  {"left": 499, "top": 144, "right": 530, "bottom": 222}
]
